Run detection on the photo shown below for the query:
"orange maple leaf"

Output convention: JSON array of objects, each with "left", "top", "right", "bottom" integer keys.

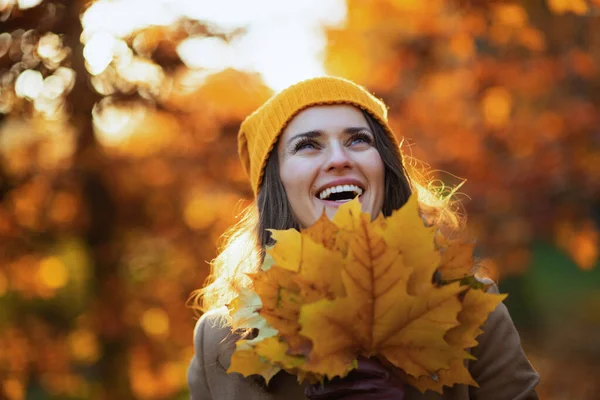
[
  {"left": 304, "top": 211, "right": 341, "bottom": 251},
  {"left": 228, "top": 194, "right": 506, "bottom": 394},
  {"left": 405, "top": 288, "right": 507, "bottom": 392},
  {"left": 435, "top": 232, "right": 477, "bottom": 281},
  {"left": 381, "top": 194, "right": 440, "bottom": 295},
  {"left": 299, "top": 198, "right": 467, "bottom": 379},
  {"left": 251, "top": 231, "right": 346, "bottom": 354}
]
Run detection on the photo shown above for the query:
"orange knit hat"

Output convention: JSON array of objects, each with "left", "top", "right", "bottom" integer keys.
[{"left": 238, "top": 76, "right": 401, "bottom": 196}]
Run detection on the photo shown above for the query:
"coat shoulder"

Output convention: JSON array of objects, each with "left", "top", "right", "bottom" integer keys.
[
  {"left": 188, "top": 306, "right": 308, "bottom": 400},
  {"left": 193, "top": 306, "right": 237, "bottom": 370},
  {"left": 188, "top": 307, "right": 239, "bottom": 400},
  {"left": 467, "top": 280, "right": 540, "bottom": 399}
]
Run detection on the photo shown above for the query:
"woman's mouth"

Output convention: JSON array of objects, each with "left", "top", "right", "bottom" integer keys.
[
  {"left": 319, "top": 197, "right": 363, "bottom": 207},
  {"left": 316, "top": 184, "right": 364, "bottom": 205}
]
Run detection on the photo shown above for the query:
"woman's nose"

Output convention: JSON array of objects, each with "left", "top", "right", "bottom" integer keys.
[{"left": 324, "top": 144, "right": 352, "bottom": 171}]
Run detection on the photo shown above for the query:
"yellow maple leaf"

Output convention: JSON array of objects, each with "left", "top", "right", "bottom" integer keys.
[
  {"left": 299, "top": 199, "right": 467, "bottom": 379},
  {"left": 330, "top": 198, "right": 373, "bottom": 257},
  {"left": 445, "top": 288, "right": 508, "bottom": 349},
  {"left": 436, "top": 234, "right": 476, "bottom": 282},
  {"left": 252, "top": 232, "right": 346, "bottom": 355},
  {"left": 255, "top": 337, "right": 306, "bottom": 370},
  {"left": 228, "top": 195, "right": 505, "bottom": 393},
  {"left": 405, "top": 288, "right": 508, "bottom": 393},
  {"left": 227, "top": 340, "right": 281, "bottom": 383},
  {"left": 382, "top": 194, "right": 440, "bottom": 295},
  {"left": 304, "top": 211, "right": 340, "bottom": 251},
  {"left": 267, "top": 229, "right": 303, "bottom": 272},
  {"left": 227, "top": 290, "right": 283, "bottom": 383},
  {"left": 250, "top": 266, "right": 315, "bottom": 353},
  {"left": 267, "top": 229, "right": 346, "bottom": 297}
]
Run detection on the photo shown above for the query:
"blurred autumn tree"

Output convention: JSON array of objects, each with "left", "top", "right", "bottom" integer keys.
[
  {"left": 325, "top": 0, "right": 600, "bottom": 276},
  {"left": 0, "top": 0, "right": 271, "bottom": 399},
  {"left": 0, "top": 0, "right": 599, "bottom": 399},
  {"left": 324, "top": 1, "right": 600, "bottom": 398}
]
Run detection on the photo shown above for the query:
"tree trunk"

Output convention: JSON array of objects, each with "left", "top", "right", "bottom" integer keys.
[{"left": 63, "top": 1, "right": 133, "bottom": 398}]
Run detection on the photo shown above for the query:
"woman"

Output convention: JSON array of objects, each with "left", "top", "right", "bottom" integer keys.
[{"left": 187, "top": 77, "right": 539, "bottom": 399}]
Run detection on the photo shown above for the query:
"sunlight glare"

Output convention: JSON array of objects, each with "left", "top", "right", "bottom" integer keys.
[
  {"left": 82, "top": 0, "right": 347, "bottom": 91},
  {"left": 92, "top": 101, "right": 144, "bottom": 147},
  {"left": 15, "top": 69, "right": 43, "bottom": 99},
  {"left": 0, "top": 33, "right": 12, "bottom": 59},
  {"left": 41, "top": 75, "right": 67, "bottom": 99},
  {"left": 177, "top": 37, "right": 232, "bottom": 70},
  {"left": 84, "top": 32, "right": 116, "bottom": 75},
  {"left": 17, "top": 0, "right": 42, "bottom": 9},
  {"left": 82, "top": 0, "right": 179, "bottom": 39},
  {"left": 54, "top": 67, "right": 76, "bottom": 93},
  {"left": 34, "top": 94, "right": 60, "bottom": 117},
  {"left": 117, "top": 58, "right": 164, "bottom": 91},
  {"left": 37, "top": 32, "right": 68, "bottom": 67}
]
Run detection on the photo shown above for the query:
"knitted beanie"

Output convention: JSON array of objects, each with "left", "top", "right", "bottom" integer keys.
[{"left": 238, "top": 76, "right": 401, "bottom": 196}]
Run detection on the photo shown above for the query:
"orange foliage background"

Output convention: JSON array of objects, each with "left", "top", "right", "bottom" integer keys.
[{"left": 0, "top": 0, "right": 598, "bottom": 399}]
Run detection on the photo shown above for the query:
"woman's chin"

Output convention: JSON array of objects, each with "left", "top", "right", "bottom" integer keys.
[{"left": 323, "top": 206, "right": 338, "bottom": 221}]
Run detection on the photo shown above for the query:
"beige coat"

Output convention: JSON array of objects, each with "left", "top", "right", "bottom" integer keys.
[{"left": 188, "top": 284, "right": 539, "bottom": 399}]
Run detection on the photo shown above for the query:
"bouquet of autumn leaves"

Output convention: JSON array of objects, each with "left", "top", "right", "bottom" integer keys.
[{"left": 226, "top": 194, "right": 506, "bottom": 393}]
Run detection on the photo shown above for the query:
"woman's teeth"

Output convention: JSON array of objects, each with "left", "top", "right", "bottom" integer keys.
[{"left": 318, "top": 184, "right": 364, "bottom": 200}]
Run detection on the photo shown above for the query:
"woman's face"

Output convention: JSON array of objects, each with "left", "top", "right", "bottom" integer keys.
[{"left": 277, "top": 105, "right": 385, "bottom": 228}]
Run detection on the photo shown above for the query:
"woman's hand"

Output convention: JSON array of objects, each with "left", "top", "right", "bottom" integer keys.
[{"left": 304, "top": 357, "right": 406, "bottom": 400}]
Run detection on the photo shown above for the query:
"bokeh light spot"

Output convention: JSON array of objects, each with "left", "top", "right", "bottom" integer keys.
[
  {"left": 481, "top": 86, "right": 512, "bottom": 128},
  {"left": 3, "top": 378, "right": 24, "bottom": 400},
  {"left": 37, "top": 256, "right": 69, "bottom": 289},
  {"left": 92, "top": 101, "right": 143, "bottom": 147},
  {"left": 68, "top": 329, "right": 101, "bottom": 363},
  {"left": 569, "top": 223, "right": 599, "bottom": 270},
  {"left": 17, "top": 0, "right": 43, "bottom": 9},
  {"left": 84, "top": 32, "right": 116, "bottom": 75},
  {"left": 141, "top": 307, "right": 170, "bottom": 337},
  {"left": 0, "top": 33, "right": 12, "bottom": 58},
  {"left": 183, "top": 194, "right": 217, "bottom": 230},
  {"left": 547, "top": 0, "right": 589, "bottom": 15},
  {"left": 15, "top": 69, "right": 43, "bottom": 100},
  {"left": 177, "top": 36, "right": 232, "bottom": 70},
  {"left": 37, "top": 32, "right": 65, "bottom": 66},
  {"left": 494, "top": 4, "right": 528, "bottom": 27}
]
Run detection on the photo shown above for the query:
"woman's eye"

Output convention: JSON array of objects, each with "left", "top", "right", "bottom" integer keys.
[
  {"left": 350, "top": 133, "right": 373, "bottom": 146},
  {"left": 294, "top": 139, "right": 318, "bottom": 152}
]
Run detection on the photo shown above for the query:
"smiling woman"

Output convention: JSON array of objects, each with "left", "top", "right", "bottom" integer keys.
[
  {"left": 277, "top": 105, "right": 386, "bottom": 227},
  {"left": 188, "top": 76, "right": 539, "bottom": 399}
]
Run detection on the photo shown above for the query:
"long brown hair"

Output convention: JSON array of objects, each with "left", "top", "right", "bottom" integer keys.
[{"left": 191, "top": 109, "right": 464, "bottom": 314}]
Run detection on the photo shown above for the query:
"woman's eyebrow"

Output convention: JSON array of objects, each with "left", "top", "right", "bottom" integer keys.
[
  {"left": 344, "top": 126, "right": 372, "bottom": 135},
  {"left": 286, "top": 127, "right": 371, "bottom": 146}
]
